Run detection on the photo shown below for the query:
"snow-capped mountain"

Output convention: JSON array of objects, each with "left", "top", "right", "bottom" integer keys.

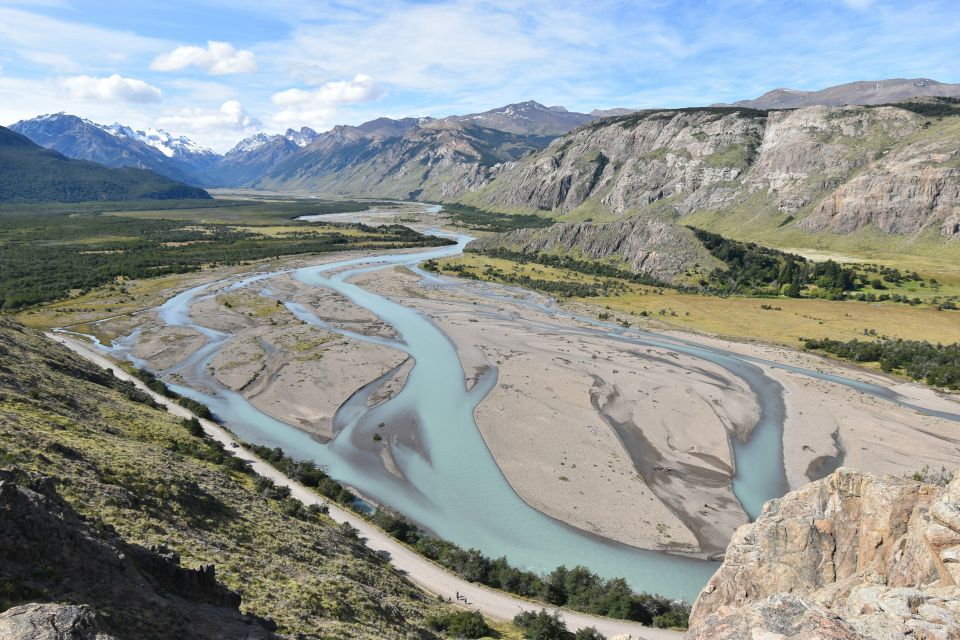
[
  {"left": 227, "top": 127, "right": 319, "bottom": 155},
  {"left": 104, "top": 124, "right": 217, "bottom": 163},
  {"left": 10, "top": 113, "right": 215, "bottom": 185},
  {"left": 284, "top": 127, "right": 320, "bottom": 147}
]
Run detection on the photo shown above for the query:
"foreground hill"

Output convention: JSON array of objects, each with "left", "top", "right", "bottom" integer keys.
[
  {"left": 687, "top": 467, "right": 960, "bottom": 639},
  {"left": 0, "top": 126, "right": 210, "bottom": 202},
  {"left": 0, "top": 319, "right": 446, "bottom": 638},
  {"left": 724, "top": 78, "right": 960, "bottom": 109}
]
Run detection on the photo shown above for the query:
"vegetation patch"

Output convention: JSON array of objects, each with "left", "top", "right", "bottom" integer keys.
[
  {"left": 803, "top": 337, "right": 960, "bottom": 389},
  {"left": 0, "top": 204, "right": 452, "bottom": 310},
  {"left": 444, "top": 202, "right": 555, "bottom": 232}
]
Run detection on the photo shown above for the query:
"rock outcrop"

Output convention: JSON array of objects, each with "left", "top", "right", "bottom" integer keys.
[
  {"left": 688, "top": 468, "right": 960, "bottom": 639},
  {"left": 0, "top": 604, "right": 118, "bottom": 640},
  {"left": 466, "top": 216, "right": 721, "bottom": 283},
  {"left": 0, "top": 470, "right": 273, "bottom": 640}
]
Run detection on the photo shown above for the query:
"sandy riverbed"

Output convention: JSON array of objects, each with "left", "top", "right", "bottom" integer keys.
[{"left": 94, "top": 246, "right": 960, "bottom": 558}]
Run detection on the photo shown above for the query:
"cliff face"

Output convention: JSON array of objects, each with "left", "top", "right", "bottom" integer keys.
[
  {"left": 466, "top": 103, "right": 960, "bottom": 238},
  {"left": 688, "top": 468, "right": 960, "bottom": 639},
  {"left": 467, "top": 216, "right": 721, "bottom": 283}
]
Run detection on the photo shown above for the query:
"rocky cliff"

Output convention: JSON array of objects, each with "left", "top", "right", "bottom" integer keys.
[
  {"left": 467, "top": 216, "right": 721, "bottom": 283},
  {"left": 687, "top": 468, "right": 960, "bottom": 639},
  {"left": 464, "top": 101, "right": 960, "bottom": 239}
]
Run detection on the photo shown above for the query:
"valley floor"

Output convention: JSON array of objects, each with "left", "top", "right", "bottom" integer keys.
[{"left": 75, "top": 229, "right": 960, "bottom": 561}]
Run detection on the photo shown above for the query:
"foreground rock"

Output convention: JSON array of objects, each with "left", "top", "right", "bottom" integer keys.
[
  {"left": 0, "top": 604, "right": 118, "bottom": 640},
  {"left": 688, "top": 467, "right": 960, "bottom": 639}
]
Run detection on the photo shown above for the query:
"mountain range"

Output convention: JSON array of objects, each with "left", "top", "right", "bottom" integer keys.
[
  {"left": 11, "top": 101, "right": 603, "bottom": 190},
  {"left": 0, "top": 126, "right": 210, "bottom": 202},
  {"left": 6, "top": 79, "right": 960, "bottom": 255},
  {"left": 10, "top": 114, "right": 217, "bottom": 186}
]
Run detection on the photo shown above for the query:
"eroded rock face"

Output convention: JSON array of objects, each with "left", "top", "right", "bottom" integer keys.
[
  {"left": 468, "top": 103, "right": 960, "bottom": 237},
  {"left": 466, "top": 216, "right": 721, "bottom": 282},
  {"left": 688, "top": 468, "right": 960, "bottom": 639}
]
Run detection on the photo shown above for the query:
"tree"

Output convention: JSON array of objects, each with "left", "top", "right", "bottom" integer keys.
[{"left": 574, "top": 627, "right": 606, "bottom": 640}]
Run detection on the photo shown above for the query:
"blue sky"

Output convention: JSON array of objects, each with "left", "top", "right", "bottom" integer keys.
[{"left": 0, "top": 0, "right": 958, "bottom": 151}]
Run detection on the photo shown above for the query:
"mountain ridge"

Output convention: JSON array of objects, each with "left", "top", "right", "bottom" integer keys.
[
  {"left": 719, "top": 77, "right": 960, "bottom": 109},
  {"left": 0, "top": 126, "right": 211, "bottom": 202},
  {"left": 10, "top": 114, "right": 215, "bottom": 186}
]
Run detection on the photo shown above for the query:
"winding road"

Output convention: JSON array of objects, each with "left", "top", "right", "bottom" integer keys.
[{"left": 48, "top": 332, "right": 683, "bottom": 640}]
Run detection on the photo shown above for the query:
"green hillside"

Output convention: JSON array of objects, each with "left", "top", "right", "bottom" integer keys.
[
  {"left": 0, "top": 319, "right": 451, "bottom": 638},
  {"left": 0, "top": 126, "right": 210, "bottom": 202}
]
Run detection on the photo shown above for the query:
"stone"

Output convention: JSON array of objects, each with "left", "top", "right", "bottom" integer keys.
[{"left": 687, "top": 468, "right": 960, "bottom": 639}]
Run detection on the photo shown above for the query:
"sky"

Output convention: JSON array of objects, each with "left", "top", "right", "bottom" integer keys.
[{"left": 0, "top": 0, "right": 958, "bottom": 152}]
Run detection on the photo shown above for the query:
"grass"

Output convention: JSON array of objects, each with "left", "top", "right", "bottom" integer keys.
[
  {"left": 2, "top": 196, "right": 451, "bottom": 317},
  {"left": 434, "top": 253, "right": 960, "bottom": 346},
  {"left": 14, "top": 271, "right": 199, "bottom": 334}
]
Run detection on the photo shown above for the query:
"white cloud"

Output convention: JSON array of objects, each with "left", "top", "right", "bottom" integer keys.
[
  {"left": 270, "top": 74, "right": 383, "bottom": 127},
  {"left": 151, "top": 41, "right": 257, "bottom": 75},
  {"left": 842, "top": 0, "right": 874, "bottom": 9},
  {"left": 60, "top": 74, "right": 162, "bottom": 103},
  {"left": 156, "top": 100, "right": 260, "bottom": 152},
  {"left": 158, "top": 100, "right": 258, "bottom": 131}
]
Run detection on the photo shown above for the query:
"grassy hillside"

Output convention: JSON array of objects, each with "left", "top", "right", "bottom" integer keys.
[
  {"left": 0, "top": 126, "right": 210, "bottom": 203},
  {"left": 0, "top": 318, "right": 452, "bottom": 638}
]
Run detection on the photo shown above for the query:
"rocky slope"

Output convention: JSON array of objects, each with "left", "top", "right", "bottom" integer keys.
[
  {"left": 467, "top": 216, "right": 720, "bottom": 283},
  {"left": 687, "top": 467, "right": 960, "bottom": 639},
  {"left": 256, "top": 119, "right": 553, "bottom": 200},
  {"left": 0, "top": 471, "right": 272, "bottom": 640},
  {"left": 0, "top": 318, "right": 449, "bottom": 638},
  {"left": 725, "top": 78, "right": 960, "bottom": 109},
  {"left": 464, "top": 101, "right": 960, "bottom": 239},
  {"left": 444, "top": 100, "right": 594, "bottom": 136}
]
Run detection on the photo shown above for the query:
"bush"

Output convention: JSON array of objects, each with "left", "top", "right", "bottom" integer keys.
[
  {"left": 513, "top": 609, "right": 568, "bottom": 640},
  {"left": 182, "top": 417, "right": 205, "bottom": 438},
  {"left": 426, "top": 610, "right": 491, "bottom": 638}
]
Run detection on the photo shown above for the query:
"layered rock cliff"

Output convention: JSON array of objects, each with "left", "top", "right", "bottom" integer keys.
[
  {"left": 687, "top": 468, "right": 960, "bottom": 639},
  {"left": 465, "top": 102, "right": 960, "bottom": 238}
]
